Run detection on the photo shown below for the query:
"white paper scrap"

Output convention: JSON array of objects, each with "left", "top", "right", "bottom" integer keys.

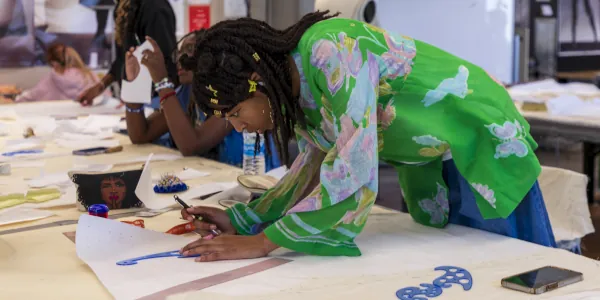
[
  {"left": 75, "top": 214, "right": 268, "bottom": 300},
  {"left": 27, "top": 173, "right": 71, "bottom": 188},
  {"left": 135, "top": 154, "right": 165, "bottom": 209},
  {"left": 121, "top": 41, "right": 154, "bottom": 104},
  {"left": 0, "top": 207, "right": 54, "bottom": 226},
  {"left": 10, "top": 160, "right": 46, "bottom": 168},
  {"left": 152, "top": 168, "right": 209, "bottom": 182}
]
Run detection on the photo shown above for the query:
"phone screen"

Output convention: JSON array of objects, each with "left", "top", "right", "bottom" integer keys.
[{"left": 503, "top": 266, "right": 582, "bottom": 289}]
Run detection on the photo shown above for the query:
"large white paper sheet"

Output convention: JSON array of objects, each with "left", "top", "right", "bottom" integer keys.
[
  {"left": 121, "top": 41, "right": 154, "bottom": 104},
  {"left": 27, "top": 172, "right": 71, "bottom": 188},
  {"left": 181, "top": 182, "right": 238, "bottom": 202},
  {"left": 0, "top": 207, "right": 54, "bottom": 226},
  {"left": 2, "top": 138, "right": 46, "bottom": 153},
  {"left": 55, "top": 138, "right": 120, "bottom": 149},
  {"left": 76, "top": 214, "right": 269, "bottom": 300}
]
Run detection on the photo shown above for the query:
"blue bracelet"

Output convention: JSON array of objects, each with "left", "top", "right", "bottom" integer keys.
[{"left": 126, "top": 106, "right": 144, "bottom": 113}]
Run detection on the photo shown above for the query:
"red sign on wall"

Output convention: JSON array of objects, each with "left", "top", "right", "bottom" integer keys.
[{"left": 189, "top": 5, "right": 211, "bottom": 31}]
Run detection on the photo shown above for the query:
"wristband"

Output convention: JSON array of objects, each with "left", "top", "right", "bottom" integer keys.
[{"left": 126, "top": 105, "right": 144, "bottom": 113}]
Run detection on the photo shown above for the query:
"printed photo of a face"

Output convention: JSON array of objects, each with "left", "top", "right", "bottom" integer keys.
[
  {"left": 71, "top": 170, "right": 144, "bottom": 210},
  {"left": 100, "top": 176, "right": 127, "bottom": 208}
]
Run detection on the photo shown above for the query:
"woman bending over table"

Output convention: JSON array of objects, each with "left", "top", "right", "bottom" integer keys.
[
  {"left": 15, "top": 44, "right": 104, "bottom": 102},
  {"left": 125, "top": 33, "right": 281, "bottom": 170},
  {"left": 177, "top": 12, "right": 557, "bottom": 262}
]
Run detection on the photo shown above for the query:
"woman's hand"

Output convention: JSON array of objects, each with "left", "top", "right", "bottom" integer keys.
[
  {"left": 77, "top": 83, "right": 104, "bottom": 106},
  {"left": 181, "top": 206, "right": 237, "bottom": 236},
  {"left": 125, "top": 47, "right": 140, "bottom": 82},
  {"left": 140, "top": 36, "right": 168, "bottom": 83},
  {"left": 181, "top": 232, "right": 280, "bottom": 262}
]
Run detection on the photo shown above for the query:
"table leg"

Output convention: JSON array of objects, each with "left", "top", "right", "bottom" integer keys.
[{"left": 583, "top": 142, "right": 596, "bottom": 204}]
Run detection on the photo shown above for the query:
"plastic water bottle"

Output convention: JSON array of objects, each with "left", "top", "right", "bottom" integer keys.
[{"left": 242, "top": 130, "right": 266, "bottom": 175}]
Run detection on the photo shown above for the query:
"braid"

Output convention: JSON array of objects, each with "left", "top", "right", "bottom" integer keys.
[
  {"left": 115, "top": 0, "right": 140, "bottom": 46},
  {"left": 190, "top": 11, "right": 339, "bottom": 166}
]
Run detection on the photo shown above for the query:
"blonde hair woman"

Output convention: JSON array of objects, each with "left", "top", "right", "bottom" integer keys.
[{"left": 16, "top": 43, "right": 106, "bottom": 102}]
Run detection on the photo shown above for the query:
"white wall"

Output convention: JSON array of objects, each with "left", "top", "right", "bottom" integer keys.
[{"left": 378, "top": 0, "right": 516, "bottom": 84}]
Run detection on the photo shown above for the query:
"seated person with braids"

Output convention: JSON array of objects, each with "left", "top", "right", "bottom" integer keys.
[
  {"left": 124, "top": 33, "right": 281, "bottom": 170},
  {"left": 173, "top": 11, "right": 557, "bottom": 262},
  {"left": 77, "top": 0, "right": 178, "bottom": 106}
]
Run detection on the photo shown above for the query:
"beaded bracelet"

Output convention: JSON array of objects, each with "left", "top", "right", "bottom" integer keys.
[
  {"left": 154, "top": 78, "right": 174, "bottom": 93},
  {"left": 125, "top": 106, "right": 144, "bottom": 114}
]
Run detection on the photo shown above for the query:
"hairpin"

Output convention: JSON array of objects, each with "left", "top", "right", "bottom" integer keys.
[
  {"left": 210, "top": 98, "right": 219, "bottom": 104},
  {"left": 214, "top": 110, "right": 222, "bottom": 117},
  {"left": 252, "top": 53, "right": 260, "bottom": 61},
  {"left": 248, "top": 80, "right": 257, "bottom": 93},
  {"left": 207, "top": 85, "right": 218, "bottom": 97}
]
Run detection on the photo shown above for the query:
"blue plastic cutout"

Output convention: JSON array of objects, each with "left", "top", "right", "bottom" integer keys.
[
  {"left": 116, "top": 250, "right": 200, "bottom": 266},
  {"left": 432, "top": 266, "right": 473, "bottom": 291},
  {"left": 396, "top": 266, "right": 472, "bottom": 300},
  {"left": 396, "top": 284, "right": 442, "bottom": 300}
]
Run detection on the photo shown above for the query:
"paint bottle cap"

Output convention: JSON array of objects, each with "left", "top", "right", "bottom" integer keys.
[{"left": 88, "top": 204, "right": 109, "bottom": 218}]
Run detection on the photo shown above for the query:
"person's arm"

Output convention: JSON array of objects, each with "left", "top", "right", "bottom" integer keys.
[
  {"left": 140, "top": 2, "right": 178, "bottom": 85},
  {"left": 15, "top": 72, "right": 52, "bottom": 102},
  {"left": 159, "top": 90, "right": 233, "bottom": 155},
  {"left": 226, "top": 50, "right": 380, "bottom": 257}
]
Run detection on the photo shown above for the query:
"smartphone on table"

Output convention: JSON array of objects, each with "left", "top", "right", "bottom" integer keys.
[{"left": 501, "top": 266, "right": 583, "bottom": 294}]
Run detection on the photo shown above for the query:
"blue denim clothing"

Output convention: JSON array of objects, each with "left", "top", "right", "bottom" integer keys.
[
  {"left": 150, "top": 85, "right": 281, "bottom": 171},
  {"left": 443, "top": 159, "right": 558, "bottom": 249}
]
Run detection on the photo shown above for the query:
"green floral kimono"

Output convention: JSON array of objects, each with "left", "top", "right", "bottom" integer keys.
[{"left": 226, "top": 18, "right": 541, "bottom": 256}]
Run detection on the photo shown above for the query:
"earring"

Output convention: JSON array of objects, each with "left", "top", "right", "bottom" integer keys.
[{"left": 262, "top": 110, "right": 265, "bottom": 115}]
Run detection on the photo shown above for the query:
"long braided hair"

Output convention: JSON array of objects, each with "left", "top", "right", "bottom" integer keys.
[
  {"left": 181, "top": 11, "right": 339, "bottom": 166},
  {"left": 114, "top": 0, "right": 140, "bottom": 46}
]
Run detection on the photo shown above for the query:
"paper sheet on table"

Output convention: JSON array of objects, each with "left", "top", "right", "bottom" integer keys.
[
  {"left": 21, "top": 186, "right": 76, "bottom": 209},
  {"left": 57, "top": 115, "right": 122, "bottom": 135},
  {"left": 27, "top": 173, "right": 71, "bottom": 188},
  {"left": 76, "top": 214, "right": 269, "bottom": 300},
  {"left": 266, "top": 166, "right": 288, "bottom": 180},
  {"left": 57, "top": 130, "right": 114, "bottom": 141},
  {"left": 121, "top": 41, "right": 154, "bottom": 104},
  {"left": 181, "top": 182, "right": 238, "bottom": 202},
  {"left": 0, "top": 108, "right": 19, "bottom": 121},
  {"left": 0, "top": 207, "right": 54, "bottom": 226},
  {"left": 546, "top": 94, "right": 600, "bottom": 117},
  {"left": 55, "top": 138, "right": 120, "bottom": 149},
  {"left": 10, "top": 160, "right": 46, "bottom": 168},
  {"left": 0, "top": 122, "right": 10, "bottom": 136},
  {"left": 116, "top": 154, "right": 183, "bottom": 166},
  {"left": 3, "top": 138, "right": 45, "bottom": 153},
  {"left": 152, "top": 168, "right": 209, "bottom": 182},
  {"left": 71, "top": 163, "right": 114, "bottom": 173}
]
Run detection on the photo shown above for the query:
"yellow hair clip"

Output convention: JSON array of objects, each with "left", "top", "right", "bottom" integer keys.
[
  {"left": 252, "top": 53, "right": 260, "bottom": 61},
  {"left": 207, "top": 85, "right": 218, "bottom": 97},
  {"left": 248, "top": 80, "right": 257, "bottom": 93},
  {"left": 210, "top": 98, "right": 219, "bottom": 104},
  {"left": 214, "top": 110, "right": 222, "bottom": 117}
]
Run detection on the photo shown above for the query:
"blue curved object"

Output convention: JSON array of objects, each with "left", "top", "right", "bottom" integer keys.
[
  {"left": 116, "top": 250, "right": 200, "bottom": 266},
  {"left": 395, "top": 266, "right": 472, "bottom": 299}
]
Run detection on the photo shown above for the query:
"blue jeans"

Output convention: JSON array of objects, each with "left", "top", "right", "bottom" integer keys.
[{"left": 442, "top": 160, "right": 558, "bottom": 249}]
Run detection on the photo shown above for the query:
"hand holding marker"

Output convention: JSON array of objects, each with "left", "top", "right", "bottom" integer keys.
[{"left": 174, "top": 195, "right": 221, "bottom": 236}]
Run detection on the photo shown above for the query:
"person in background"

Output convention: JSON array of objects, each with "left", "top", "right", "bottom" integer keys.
[
  {"left": 15, "top": 43, "right": 104, "bottom": 102},
  {"left": 76, "top": 0, "right": 177, "bottom": 106},
  {"left": 124, "top": 33, "right": 281, "bottom": 170}
]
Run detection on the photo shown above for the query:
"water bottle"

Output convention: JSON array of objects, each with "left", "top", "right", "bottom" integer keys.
[{"left": 242, "top": 130, "right": 266, "bottom": 175}]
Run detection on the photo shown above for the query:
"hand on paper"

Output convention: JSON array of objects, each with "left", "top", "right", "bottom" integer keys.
[
  {"left": 181, "top": 232, "right": 279, "bottom": 262},
  {"left": 182, "top": 206, "right": 237, "bottom": 236},
  {"left": 140, "top": 36, "right": 168, "bottom": 83},
  {"left": 125, "top": 47, "right": 141, "bottom": 82},
  {"left": 77, "top": 83, "right": 103, "bottom": 106}
]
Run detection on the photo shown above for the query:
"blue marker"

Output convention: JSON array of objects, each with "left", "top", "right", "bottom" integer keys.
[{"left": 2, "top": 149, "right": 43, "bottom": 157}]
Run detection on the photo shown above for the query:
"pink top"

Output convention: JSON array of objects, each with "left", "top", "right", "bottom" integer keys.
[{"left": 16, "top": 68, "right": 106, "bottom": 102}]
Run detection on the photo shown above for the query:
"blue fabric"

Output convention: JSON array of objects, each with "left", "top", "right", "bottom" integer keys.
[
  {"left": 442, "top": 159, "right": 557, "bottom": 249},
  {"left": 151, "top": 85, "right": 281, "bottom": 171}
]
